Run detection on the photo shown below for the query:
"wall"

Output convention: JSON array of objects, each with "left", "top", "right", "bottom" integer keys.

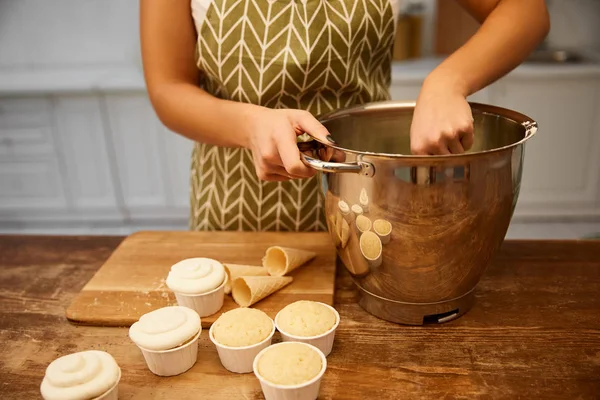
[
  {"left": 0, "top": 0, "right": 599, "bottom": 239},
  {"left": 545, "top": 0, "right": 600, "bottom": 51}
]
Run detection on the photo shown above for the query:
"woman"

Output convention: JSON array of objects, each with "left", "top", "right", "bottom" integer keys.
[{"left": 140, "top": 0, "right": 549, "bottom": 232}]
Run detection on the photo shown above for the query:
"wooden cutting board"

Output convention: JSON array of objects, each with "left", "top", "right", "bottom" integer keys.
[{"left": 66, "top": 231, "right": 336, "bottom": 328}]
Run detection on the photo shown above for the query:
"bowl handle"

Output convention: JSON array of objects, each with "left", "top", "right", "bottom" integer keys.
[{"left": 300, "top": 153, "right": 375, "bottom": 177}]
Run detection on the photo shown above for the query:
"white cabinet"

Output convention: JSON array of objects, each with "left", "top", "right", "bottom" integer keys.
[
  {"left": 0, "top": 61, "right": 599, "bottom": 236},
  {"left": 53, "top": 95, "right": 121, "bottom": 214},
  {"left": 0, "top": 96, "right": 67, "bottom": 214},
  {"left": 103, "top": 94, "right": 192, "bottom": 221},
  {"left": 489, "top": 75, "right": 600, "bottom": 220}
]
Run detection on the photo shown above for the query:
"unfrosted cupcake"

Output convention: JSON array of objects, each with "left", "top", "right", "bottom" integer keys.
[
  {"left": 275, "top": 300, "right": 340, "bottom": 356},
  {"left": 209, "top": 308, "right": 275, "bottom": 373},
  {"left": 253, "top": 342, "right": 327, "bottom": 400},
  {"left": 129, "top": 306, "right": 201, "bottom": 376},
  {"left": 166, "top": 257, "right": 227, "bottom": 317},
  {"left": 40, "top": 350, "right": 121, "bottom": 400}
]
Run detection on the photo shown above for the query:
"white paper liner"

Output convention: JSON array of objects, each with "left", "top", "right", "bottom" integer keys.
[
  {"left": 351, "top": 204, "right": 363, "bottom": 217},
  {"left": 135, "top": 330, "right": 201, "bottom": 377},
  {"left": 174, "top": 275, "right": 227, "bottom": 317},
  {"left": 253, "top": 342, "right": 327, "bottom": 400},
  {"left": 209, "top": 317, "right": 276, "bottom": 374},
  {"left": 93, "top": 368, "right": 121, "bottom": 400},
  {"left": 373, "top": 219, "right": 392, "bottom": 244},
  {"left": 359, "top": 188, "right": 369, "bottom": 212},
  {"left": 274, "top": 302, "right": 340, "bottom": 357},
  {"left": 360, "top": 231, "right": 382, "bottom": 268},
  {"left": 355, "top": 214, "right": 372, "bottom": 235}
]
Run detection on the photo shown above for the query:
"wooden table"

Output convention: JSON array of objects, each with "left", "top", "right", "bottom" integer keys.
[{"left": 1, "top": 236, "right": 599, "bottom": 399}]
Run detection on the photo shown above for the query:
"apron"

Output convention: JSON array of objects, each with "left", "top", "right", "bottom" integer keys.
[{"left": 190, "top": 0, "right": 398, "bottom": 231}]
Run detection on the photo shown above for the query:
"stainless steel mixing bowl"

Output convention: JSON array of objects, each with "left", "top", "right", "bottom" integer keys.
[{"left": 300, "top": 101, "right": 538, "bottom": 325}]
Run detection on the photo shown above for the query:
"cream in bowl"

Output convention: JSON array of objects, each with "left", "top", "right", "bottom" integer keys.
[
  {"left": 40, "top": 350, "right": 121, "bottom": 400},
  {"left": 166, "top": 257, "right": 227, "bottom": 317},
  {"left": 209, "top": 308, "right": 275, "bottom": 373},
  {"left": 275, "top": 300, "right": 340, "bottom": 356},
  {"left": 253, "top": 342, "right": 327, "bottom": 400},
  {"left": 129, "top": 305, "right": 201, "bottom": 376}
]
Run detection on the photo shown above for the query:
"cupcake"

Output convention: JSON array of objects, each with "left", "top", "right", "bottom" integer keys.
[
  {"left": 40, "top": 350, "right": 121, "bottom": 400},
  {"left": 166, "top": 257, "right": 227, "bottom": 317},
  {"left": 129, "top": 306, "right": 201, "bottom": 376},
  {"left": 275, "top": 300, "right": 340, "bottom": 356},
  {"left": 373, "top": 219, "right": 392, "bottom": 244},
  {"left": 253, "top": 342, "right": 327, "bottom": 400},
  {"left": 209, "top": 308, "right": 275, "bottom": 373}
]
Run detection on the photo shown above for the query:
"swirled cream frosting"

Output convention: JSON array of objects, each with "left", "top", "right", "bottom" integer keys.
[
  {"left": 166, "top": 257, "right": 226, "bottom": 294},
  {"left": 129, "top": 306, "right": 201, "bottom": 351},
  {"left": 40, "top": 350, "right": 120, "bottom": 400}
]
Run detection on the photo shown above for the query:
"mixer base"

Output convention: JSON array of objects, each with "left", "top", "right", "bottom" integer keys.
[{"left": 357, "top": 286, "right": 476, "bottom": 325}]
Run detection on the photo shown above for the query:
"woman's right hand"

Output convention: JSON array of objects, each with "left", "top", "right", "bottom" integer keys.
[{"left": 241, "top": 105, "right": 333, "bottom": 182}]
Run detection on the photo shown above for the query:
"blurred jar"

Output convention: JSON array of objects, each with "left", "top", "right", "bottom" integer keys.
[{"left": 393, "top": 0, "right": 425, "bottom": 61}]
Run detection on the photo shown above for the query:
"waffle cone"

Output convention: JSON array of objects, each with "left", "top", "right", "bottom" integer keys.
[
  {"left": 262, "top": 246, "right": 316, "bottom": 276},
  {"left": 340, "top": 218, "right": 350, "bottom": 248},
  {"left": 231, "top": 276, "right": 293, "bottom": 307},
  {"left": 329, "top": 214, "right": 341, "bottom": 248},
  {"left": 223, "top": 264, "right": 268, "bottom": 294}
]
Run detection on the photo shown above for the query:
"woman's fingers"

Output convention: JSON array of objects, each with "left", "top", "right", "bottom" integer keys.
[
  {"left": 459, "top": 129, "right": 475, "bottom": 152},
  {"left": 293, "top": 111, "right": 330, "bottom": 142},
  {"left": 276, "top": 133, "right": 316, "bottom": 179},
  {"left": 447, "top": 137, "right": 465, "bottom": 154}
]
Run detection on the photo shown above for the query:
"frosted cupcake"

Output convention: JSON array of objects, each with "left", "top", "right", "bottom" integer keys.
[
  {"left": 166, "top": 257, "right": 227, "bottom": 317},
  {"left": 209, "top": 308, "right": 275, "bottom": 373},
  {"left": 40, "top": 350, "right": 121, "bottom": 400},
  {"left": 129, "top": 306, "right": 201, "bottom": 376},
  {"left": 253, "top": 342, "right": 327, "bottom": 400},
  {"left": 275, "top": 300, "right": 340, "bottom": 356}
]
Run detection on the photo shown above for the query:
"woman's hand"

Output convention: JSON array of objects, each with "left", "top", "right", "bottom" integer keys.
[
  {"left": 410, "top": 75, "right": 475, "bottom": 155},
  {"left": 242, "top": 106, "right": 332, "bottom": 181}
]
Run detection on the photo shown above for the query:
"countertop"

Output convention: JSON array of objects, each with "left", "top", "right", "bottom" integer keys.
[
  {"left": 0, "top": 235, "right": 599, "bottom": 399},
  {"left": 2, "top": 52, "right": 600, "bottom": 95}
]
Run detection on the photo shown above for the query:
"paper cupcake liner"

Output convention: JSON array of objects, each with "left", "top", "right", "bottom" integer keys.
[
  {"left": 275, "top": 303, "right": 340, "bottom": 357},
  {"left": 224, "top": 264, "right": 268, "bottom": 294},
  {"left": 263, "top": 246, "right": 316, "bottom": 276},
  {"left": 337, "top": 200, "right": 350, "bottom": 216},
  {"left": 359, "top": 188, "right": 369, "bottom": 213},
  {"left": 253, "top": 342, "right": 327, "bottom": 400},
  {"left": 373, "top": 219, "right": 392, "bottom": 244},
  {"left": 351, "top": 204, "right": 363, "bottom": 217},
  {"left": 93, "top": 368, "right": 121, "bottom": 400},
  {"left": 136, "top": 330, "right": 201, "bottom": 377},
  {"left": 209, "top": 317, "right": 275, "bottom": 374},
  {"left": 360, "top": 231, "right": 382, "bottom": 268},
  {"left": 174, "top": 275, "right": 227, "bottom": 317},
  {"left": 355, "top": 214, "right": 372, "bottom": 235}
]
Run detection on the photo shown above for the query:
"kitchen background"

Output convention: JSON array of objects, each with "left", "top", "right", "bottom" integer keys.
[{"left": 0, "top": 0, "right": 599, "bottom": 238}]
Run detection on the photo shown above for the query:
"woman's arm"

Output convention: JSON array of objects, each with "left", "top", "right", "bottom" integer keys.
[
  {"left": 410, "top": 0, "right": 550, "bottom": 155},
  {"left": 140, "top": 0, "right": 251, "bottom": 148},
  {"left": 140, "top": 0, "right": 329, "bottom": 180}
]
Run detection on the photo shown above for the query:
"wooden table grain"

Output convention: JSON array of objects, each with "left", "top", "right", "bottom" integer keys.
[{"left": 0, "top": 235, "right": 599, "bottom": 399}]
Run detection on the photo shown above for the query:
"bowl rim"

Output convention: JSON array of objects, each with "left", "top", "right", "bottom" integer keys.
[
  {"left": 252, "top": 341, "right": 328, "bottom": 390},
  {"left": 310, "top": 100, "right": 538, "bottom": 160}
]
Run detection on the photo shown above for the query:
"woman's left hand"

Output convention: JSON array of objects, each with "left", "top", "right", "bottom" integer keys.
[{"left": 410, "top": 75, "right": 475, "bottom": 155}]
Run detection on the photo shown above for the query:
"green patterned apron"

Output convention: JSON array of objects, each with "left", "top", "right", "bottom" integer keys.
[{"left": 191, "top": 0, "right": 396, "bottom": 231}]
